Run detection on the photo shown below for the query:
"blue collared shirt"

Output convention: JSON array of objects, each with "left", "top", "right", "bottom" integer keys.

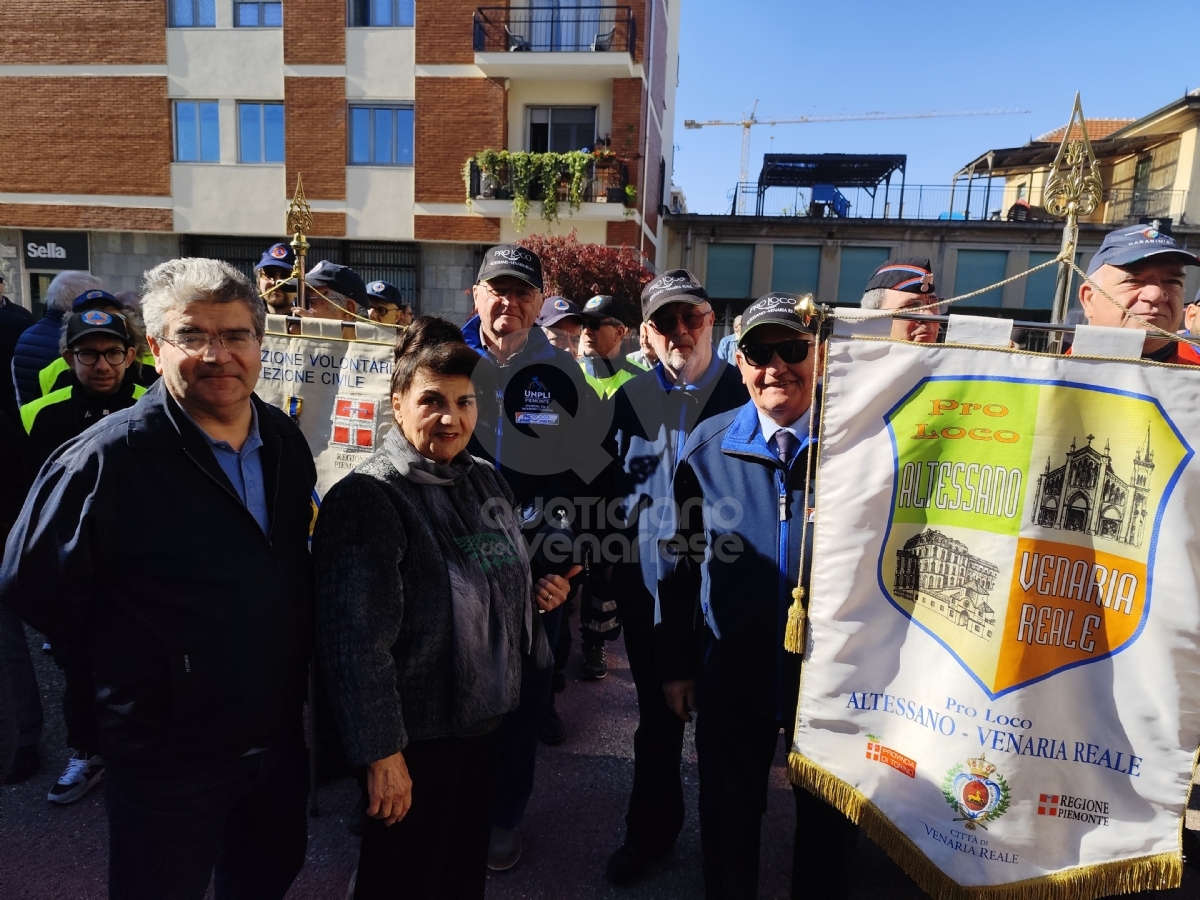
[{"left": 183, "top": 404, "right": 269, "bottom": 535}]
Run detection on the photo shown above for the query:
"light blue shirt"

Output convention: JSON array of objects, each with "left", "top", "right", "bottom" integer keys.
[
  {"left": 756, "top": 408, "right": 811, "bottom": 464},
  {"left": 183, "top": 404, "right": 269, "bottom": 534}
]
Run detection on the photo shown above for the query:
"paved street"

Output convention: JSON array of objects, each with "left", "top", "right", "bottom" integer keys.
[{"left": 1, "top": 615, "right": 1196, "bottom": 900}]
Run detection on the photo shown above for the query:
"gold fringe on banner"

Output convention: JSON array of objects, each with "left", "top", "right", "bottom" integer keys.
[{"left": 788, "top": 752, "right": 1182, "bottom": 900}]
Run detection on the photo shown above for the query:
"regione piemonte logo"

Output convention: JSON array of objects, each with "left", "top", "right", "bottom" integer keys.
[
  {"left": 331, "top": 397, "right": 378, "bottom": 449},
  {"left": 878, "top": 377, "right": 1190, "bottom": 698}
]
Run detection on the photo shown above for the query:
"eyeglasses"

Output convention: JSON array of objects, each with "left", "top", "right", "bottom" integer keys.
[
  {"left": 583, "top": 318, "right": 624, "bottom": 331},
  {"left": 739, "top": 339, "right": 813, "bottom": 367},
  {"left": 649, "top": 308, "right": 710, "bottom": 334},
  {"left": 161, "top": 330, "right": 260, "bottom": 355},
  {"left": 73, "top": 347, "right": 129, "bottom": 367}
]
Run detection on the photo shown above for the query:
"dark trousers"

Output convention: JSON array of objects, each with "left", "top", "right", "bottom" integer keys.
[
  {"left": 617, "top": 587, "right": 685, "bottom": 854},
  {"left": 355, "top": 731, "right": 501, "bottom": 900},
  {"left": 51, "top": 640, "right": 98, "bottom": 753},
  {"left": 0, "top": 604, "right": 42, "bottom": 750},
  {"left": 105, "top": 743, "right": 308, "bottom": 900},
  {"left": 493, "top": 604, "right": 563, "bottom": 828},
  {"left": 695, "top": 700, "right": 857, "bottom": 900}
]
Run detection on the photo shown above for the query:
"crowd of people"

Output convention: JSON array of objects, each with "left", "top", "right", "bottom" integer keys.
[{"left": 0, "top": 221, "right": 1198, "bottom": 900}]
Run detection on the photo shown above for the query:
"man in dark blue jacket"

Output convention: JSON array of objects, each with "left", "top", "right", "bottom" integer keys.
[
  {"left": 658, "top": 294, "right": 857, "bottom": 900},
  {"left": 0, "top": 272, "right": 33, "bottom": 415},
  {"left": 10, "top": 271, "right": 104, "bottom": 407},
  {"left": 601, "top": 269, "right": 748, "bottom": 884},
  {"left": 462, "top": 244, "right": 610, "bottom": 869},
  {"left": 1, "top": 258, "right": 316, "bottom": 900}
]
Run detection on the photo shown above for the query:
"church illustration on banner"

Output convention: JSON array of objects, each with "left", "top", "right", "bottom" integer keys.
[
  {"left": 894, "top": 530, "right": 1000, "bottom": 641},
  {"left": 1031, "top": 430, "right": 1153, "bottom": 549}
]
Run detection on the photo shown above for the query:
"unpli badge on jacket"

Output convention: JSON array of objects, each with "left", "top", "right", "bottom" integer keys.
[{"left": 515, "top": 376, "right": 559, "bottom": 425}]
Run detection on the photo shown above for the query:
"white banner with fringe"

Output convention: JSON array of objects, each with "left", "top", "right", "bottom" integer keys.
[
  {"left": 255, "top": 322, "right": 395, "bottom": 498},
  {"left": 790, "top": 335, "right": 1200, "bottom": 899}
]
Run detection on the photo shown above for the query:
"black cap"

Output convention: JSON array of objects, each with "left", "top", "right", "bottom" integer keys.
[
  {"left": 738, "top": 293, "right": 819, "bottom": 343},
  {"left": 864, "top": 258, "right": 936, "bottom": 295},
  {"left": 306, "top": 261, "right": 368, "bottom": 306},
  {"left": 256, "top": 242, "right": 295, "bottom": 272},
  {"left": 477, "top": 245, "right": 544, "bottom": 291},
  {"left": 72, "top": 289, "right": 120, "bottom": 311},
  {"left": 1086, "top": 224, "right": 1200, "bottom": 275},
  {"left": 66, "top": 309, "right": 132, "bottom": 347},
  {"left": 536, "top": 296, "right": 583, "bottom": 327},
  {"left": 365, "top": 280, "right": 404, "bottom": 307},
  {"left": 579, "top": 295, "right": 624, "bottom": 323},
  {"left": 641, "top": 269, "right": 708, "bottom": 319}
]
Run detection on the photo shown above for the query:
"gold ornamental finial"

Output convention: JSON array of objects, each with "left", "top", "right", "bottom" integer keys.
[
  {"left": 1044, "top": 93, "right": 1103, "bottom": 325},
  {"left": 1043, "top": 93, "right": 1103, "bottom": 222},
  {"left": 792, "top": 292, "right": 818, "bottom": 327},
  {"left": 286, "top": 174, "right": 314, "bottom": 237}
]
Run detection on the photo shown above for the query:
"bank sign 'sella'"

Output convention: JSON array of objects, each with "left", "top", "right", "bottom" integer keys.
[{"left": 880, "top": 377, "right": 1188, "bottom": 699}]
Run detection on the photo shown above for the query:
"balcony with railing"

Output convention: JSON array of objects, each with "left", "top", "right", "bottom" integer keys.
[
  {"left": 466, "top": 154, "right": 635, "bottom": 229},
  {"left": 723, "top": 181, "right": 1188, "bottom": 225},
  {"left": 472, "top": 6, "right": 640, "bottom": 79}
]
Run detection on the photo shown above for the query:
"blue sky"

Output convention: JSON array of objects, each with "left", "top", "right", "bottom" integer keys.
[{"left": 672, "top": 0, "right": 1200, "bottom": 214}]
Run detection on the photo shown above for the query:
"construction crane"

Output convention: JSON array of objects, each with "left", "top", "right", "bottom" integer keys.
[{"left": 684, "top": 101, "right": 1030, "bottom": 213}]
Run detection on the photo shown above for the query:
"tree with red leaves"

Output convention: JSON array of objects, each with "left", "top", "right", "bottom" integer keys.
[{"left": 516, "top": 230, "right": 653, "bottom": 324}]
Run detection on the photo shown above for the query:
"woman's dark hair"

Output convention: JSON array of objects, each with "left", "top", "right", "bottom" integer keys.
[{"left": 391, "top": 315, "right": 480, "bottom": 396}]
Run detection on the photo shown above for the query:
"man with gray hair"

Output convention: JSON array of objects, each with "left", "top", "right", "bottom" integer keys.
[
  {"left": 859, "top": 257, "right": 942, "bottom": 344},
  {"left": 11, "top": 270, "right": 103, "bottom": 406},
  {"left": 1, "top": 257, "right": 317, "bottom": 899}
]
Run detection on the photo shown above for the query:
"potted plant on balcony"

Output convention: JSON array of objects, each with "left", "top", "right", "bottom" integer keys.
[{"left": 623, "top": 184, "right": 638, "bottom": 209}]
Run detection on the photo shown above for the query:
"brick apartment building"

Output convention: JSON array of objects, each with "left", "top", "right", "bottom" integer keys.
[{"left": 0, "top": 0, "right": 680, "bottom": 322}]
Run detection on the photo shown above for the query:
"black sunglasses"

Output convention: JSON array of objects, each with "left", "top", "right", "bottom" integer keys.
[{"left": 739, "top": 339, "right": 813, "bottom": 367}]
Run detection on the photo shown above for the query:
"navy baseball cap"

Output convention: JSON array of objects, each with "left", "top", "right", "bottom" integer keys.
[
  {"left": 580, "top": 295, "right": 626, "bottom": 324},
  {"left": 306, "top": 261, "right": 368, "bottom": 306},
  {"left": 864, "top": 258, "right": 936, "bottom": 295},
  {"left": 256, "top": 242, "right": 295, "bottom": 272},
  {"left": 738, "top": 293, "right": 819, "bottom": 343},
  {"left": 365, "top": 280, "right": 404, "bottom": 307},
  {"left": 72, "top": 289, "right": 120, "bottom": 311},
  {"left": 66, "top": 309, "right": 133, "bottom": 347},
  {"left": 1087, "top": 225, "right": 1200, "bottom": 275},
  {"left": 477, "top": 245, "right": 544, "bottom": 292},
  {"left": 640, "top": 269, "right": 708, "bottom": 319},
  {"left": 536, "top": 296, "right": 583, "bottom": 327}
]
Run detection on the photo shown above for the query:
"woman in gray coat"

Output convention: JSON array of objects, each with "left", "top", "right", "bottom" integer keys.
[{"left": 314, "top": 318, "right": 571, "bottom": 899}]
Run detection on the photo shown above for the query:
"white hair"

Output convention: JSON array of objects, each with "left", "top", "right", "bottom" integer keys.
[
  {"left": 46, "top": 271, "right": 104, "bottom": 314},
  {"left": 141, "top": 258, "right": 264, "bottom": 339},
  {"left": 860, "top": 288, "right": 888, "bottom": 310}
]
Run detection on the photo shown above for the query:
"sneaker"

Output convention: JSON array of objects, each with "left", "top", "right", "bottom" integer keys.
[
  {"left": 538, "top": 705, "right": 566, "bottom": 746},
  {"left": 581, "top": 643, "right": 608, "bottom": 681},
  {"left": 47, "top": 751, "right": 104, "bottom": 805},
  {"left": 487, "top": 826, "right": 522, "bottom": 871},
  {"left": 2, "top": 745, "right": 40, "bottom": 784}
]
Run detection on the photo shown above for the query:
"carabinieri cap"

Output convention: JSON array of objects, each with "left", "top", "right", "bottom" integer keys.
[{"left": 864, "top": 258, "right": 936, "bottom": 295}]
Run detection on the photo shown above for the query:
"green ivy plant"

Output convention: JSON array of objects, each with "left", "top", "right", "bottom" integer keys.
[{"left": 464, "top": 150, "right": 612, "bottom": 231}]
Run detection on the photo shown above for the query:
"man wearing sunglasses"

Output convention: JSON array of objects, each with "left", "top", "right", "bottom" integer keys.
[
  {"left": 599, "top": 269, "right": 748, "bottom": 885},
  {"left": 860, "top": 257, "right": 943, "bottom": 343},
  {"left": 579, "top": 295, "right": 641, "bottom": 401},
  {"left": 658, "top": 293, "right": 858, "bottom": 899}
]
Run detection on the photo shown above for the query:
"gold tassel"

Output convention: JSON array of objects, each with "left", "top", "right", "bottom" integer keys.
[
  {"left": 784, "top": 586, "right": 806, "bottom": 654},
  {"left": 787, "top": 752, "right": 1183, "bottom": 900}
]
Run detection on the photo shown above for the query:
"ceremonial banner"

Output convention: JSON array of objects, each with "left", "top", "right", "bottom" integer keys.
[
  {"left": 791, "top": 335, "right": 1200, "bottom": 899},
  {"left": 255, "top": 330, "right": 394, "bottom": 497}
]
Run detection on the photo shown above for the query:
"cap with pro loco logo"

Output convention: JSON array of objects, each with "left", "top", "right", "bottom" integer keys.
[
  {"left": 477, "top": 245, "right": 544, "bottom": 292},
  {"left": 738, "top": 293, "right": 820, "bottom": 344},
  {"left": 640, "top": 268, "right": 708, "bottom": 319}
]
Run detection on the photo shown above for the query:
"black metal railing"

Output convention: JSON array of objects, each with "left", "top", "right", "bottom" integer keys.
[
  {"left": 473, "top": 6, "right": 635, "bottom": 54},
  {"left": 468, "top": 156, "right": 631, "bottom": 204}
]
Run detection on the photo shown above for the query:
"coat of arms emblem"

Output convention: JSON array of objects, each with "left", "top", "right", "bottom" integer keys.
[{"left": 942, "top": 755, "right": 1010, "bottom": 829}]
